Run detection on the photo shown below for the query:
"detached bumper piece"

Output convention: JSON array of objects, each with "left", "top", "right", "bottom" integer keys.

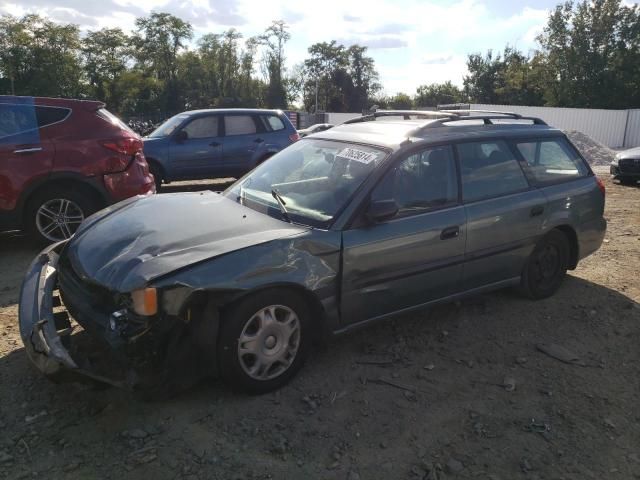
[{"left": 19, "top": 245, "right": 134, "bottom": 388}]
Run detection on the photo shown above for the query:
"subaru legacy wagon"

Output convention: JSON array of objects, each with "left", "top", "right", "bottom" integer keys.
[
  {"left": 142, "top": 108, "right": 299, "bottom": 189},
  {"left": 19, "top": 110, "right": 606, "bottom": 394}
]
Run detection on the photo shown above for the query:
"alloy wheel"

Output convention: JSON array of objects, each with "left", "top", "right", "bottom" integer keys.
[{"left": 35, "top": 198, "right": 85, "bottom": 242}]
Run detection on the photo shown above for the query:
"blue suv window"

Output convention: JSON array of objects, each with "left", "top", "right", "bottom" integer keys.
[
  {"left": 457, "top": 140, "right": 529, "bottom": 202},
  {"left": 260, "top": 115, "right": 285, "bottom": 132},
  {"left": 224, "top": 115, "right": 257, "bottom": 136},
  {"left": 183, "top": 116, "right": 219, "bottom": 139}
]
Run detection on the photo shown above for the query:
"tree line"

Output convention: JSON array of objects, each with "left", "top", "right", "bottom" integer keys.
[{"left": 0, "top": 0, "right": 638, "bottom": 120}]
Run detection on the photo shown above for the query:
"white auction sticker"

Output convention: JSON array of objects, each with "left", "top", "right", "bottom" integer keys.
[{"left": 336, "top": 147, "right": 378, "bottom": 164}]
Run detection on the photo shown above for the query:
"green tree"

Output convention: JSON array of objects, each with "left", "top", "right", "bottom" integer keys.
[
  {"left": 82, "top": 28, "right": 131, "bottom": 111},
  {"left": 132, "top": 12, "right": 193, "bottom": 115},
  {"left": 259, "top": 20, "right": 290, "bottom": 108},
  {"left": 0, "top": 14, "right": 84, "bottom": 97},
  {"left": 414, "top": 81, "right": 464, "bottom": 108},
  {"left": 389, "top": 92, "right": 413, "bottom": 109}
]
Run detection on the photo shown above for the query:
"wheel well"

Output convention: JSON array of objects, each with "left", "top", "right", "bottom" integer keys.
[
  {"left": 146, "top": 158, "right": 165, "bottom": 180},
  {"left": 213, "top": 284, "right": 328, "bottom": 341},
  {"left": 22, "top": 179, "right": 106, "bottom": 224},
  {"left": 554, "top": 225, "right": 579, "bottom": 270}
]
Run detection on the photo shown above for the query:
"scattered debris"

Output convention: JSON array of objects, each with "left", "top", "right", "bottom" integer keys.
[
  {"left": 446, "top": 458, "right": 465, "bottom": 474},
  {"left": 503, "top": 376, "right": 516, "bottom": 392},
  {"left": 25, "top": 410, "right": 48, "bottom": 423},
  {"left": 0, "top": 451, "right": 13, "bottom": 464},
  {"left": 536, "top": 343, "right": 583, "bottom": 365},
  {"left": 370, "top": 377, "right": 419, "bottom": 393},
  {"left": 355, "top": 356, "right": 394, "bottom": 366}
]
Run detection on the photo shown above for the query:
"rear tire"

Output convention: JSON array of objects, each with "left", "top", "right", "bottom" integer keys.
[
  {"left": 519, "top": 230, "right": 570, "bottom": 300},
  {"left": 25, "top": 187, "right": 98, "bottom": 245},
  {"left": 148, "top": 161, "right": 163, "bottom": 191},
  {"left": 218, "top": 289, "right": 311, "bottom": 394}
]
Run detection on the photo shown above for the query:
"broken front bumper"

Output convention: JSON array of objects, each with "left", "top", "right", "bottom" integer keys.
[{"left": 18, "top": 243, "right": 130, "bottom": 387}]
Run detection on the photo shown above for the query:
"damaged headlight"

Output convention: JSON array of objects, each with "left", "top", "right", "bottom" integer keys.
[{"left": 130, "top": 287, "right": 158, "bottom": 316}]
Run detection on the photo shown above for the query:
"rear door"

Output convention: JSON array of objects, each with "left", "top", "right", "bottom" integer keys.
[
  {"left": 0, "top": 101, "right": 57, "bottom": 216},
  {"left": 222, "top": 114, "right": 264, "bottom": 176},
  {"left": 168, "top": 114, "right": 223, "bottom": 179},
  {"left": 457, "top": 139, "right": 546, "bottom": 290},
  {"left": 341, "top": 145, "right": 466, "bottom": 326}
]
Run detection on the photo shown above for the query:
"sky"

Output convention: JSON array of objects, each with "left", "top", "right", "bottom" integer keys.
[{"left": 0, "top": 0, "right": 565, "bottom": 95}]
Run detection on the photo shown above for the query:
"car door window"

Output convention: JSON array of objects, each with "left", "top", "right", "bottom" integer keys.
[
  {"left": 457, "top": 140, "right": 529, "bottom": 202},
  {"left": 372, "top": 145, "right": 458, "bottom": 216},
  {"left": 0, "top": 104, "right": 39, "bottom": 143},
  {"left": 514, "top": 137, "right": 588, "bottom": 184},
  {"left": 182, "top": 116, "right": 219, "bottom": 139},
  {"left": 224, "top": 115, "right": 257, "bottom": 136}
]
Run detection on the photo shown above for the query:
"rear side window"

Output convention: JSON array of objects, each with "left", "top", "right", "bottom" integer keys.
[
  {"left": 183, "top": 116, "right": 219, "bottom": 139},
  {"left": 457, "top": 140, "right": 529, "bottom": 202},
  {"left": 372, "top": 145, "right": 458, "bottom": 216},
  {"left": 35, "top": 106, "right": 70, "bottom": 127},
  {"left": 260, "top": 115, "right": 286, "bottom": 132},
  {"left": 224, "top": 115, "right": 257, "bottom": 136},
  {"left": 514, "top": 138, "right": 588, "bottom": 184}
]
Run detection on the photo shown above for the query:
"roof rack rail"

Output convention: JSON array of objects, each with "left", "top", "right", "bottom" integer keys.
[
  {"left": 438, "top": 109, "right": 522, "bottom": 118},
  {"left": 342, "top": 110, "right": 456, "bottom": 124},
  {"left": 415, "top": 114, "right": 547, "bottom": 133}
]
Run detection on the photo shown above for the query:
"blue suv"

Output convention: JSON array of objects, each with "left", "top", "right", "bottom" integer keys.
[{"left": 142, "top": 109, "right": 299, "bottom": 188}]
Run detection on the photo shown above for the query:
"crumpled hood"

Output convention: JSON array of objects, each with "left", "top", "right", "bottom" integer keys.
[{"left": 65, "top": 192, "right": 306, "bottom": 292}]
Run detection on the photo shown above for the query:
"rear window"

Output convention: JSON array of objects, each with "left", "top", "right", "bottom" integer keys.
[
  {"left": 35, "top": 106, "right": 70, "bottom": 127},
  {"left": 514, "top": 138, "right": 588, "bottom": 184},
  {"left": 96, "top": 108, "right": 136, "bottom": 134}
]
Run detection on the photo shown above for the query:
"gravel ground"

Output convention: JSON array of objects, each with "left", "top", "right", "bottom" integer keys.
[{"left": 0, "top": 139, "right": 638, "bottom": 480}]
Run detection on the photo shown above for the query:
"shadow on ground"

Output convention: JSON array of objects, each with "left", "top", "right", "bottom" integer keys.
[{"left": 0, "top": 274, "right": 638, "bottom": 480}]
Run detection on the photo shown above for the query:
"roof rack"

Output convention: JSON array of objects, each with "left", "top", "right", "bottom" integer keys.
[
  {"left": 342, "top": 110, "right": 456, "bottom": 124},
  {"left": 341, "top": 109, "right": 548, "bottom": 128}
]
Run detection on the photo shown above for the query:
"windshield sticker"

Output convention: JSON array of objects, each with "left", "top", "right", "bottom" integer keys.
[{"left": 336, "top": 147, "right": 378, "bottom": 164}]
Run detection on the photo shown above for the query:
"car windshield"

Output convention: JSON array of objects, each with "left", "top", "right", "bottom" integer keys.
[
  {"left": 147, "top": 113, "right": 189, "bottom": 138},
  {"left": 224, "top": 139, "right": 388, "bottom": 228}
]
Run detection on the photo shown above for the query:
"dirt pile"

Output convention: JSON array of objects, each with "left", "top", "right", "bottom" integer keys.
[{"left": 565, "top": 130, "right": 616, "bottom": 166}]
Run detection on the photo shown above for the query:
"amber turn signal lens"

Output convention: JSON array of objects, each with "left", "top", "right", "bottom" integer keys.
[{"left": 131, "top": 288, "right": 158, "bottom": 316}]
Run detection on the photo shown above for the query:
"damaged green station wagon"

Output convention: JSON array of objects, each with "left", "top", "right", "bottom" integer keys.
[{"left": 19, "top": 110, "right": 607, "bottom": 394}]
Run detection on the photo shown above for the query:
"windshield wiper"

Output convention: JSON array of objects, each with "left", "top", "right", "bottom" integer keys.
[{"left": 271, "top": 188, "right": 291, "bottom": 223}]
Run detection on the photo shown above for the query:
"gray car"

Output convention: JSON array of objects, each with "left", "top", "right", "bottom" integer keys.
[
  {"left": 610, "top": 146, "right": 640, "bottom": 185},
  {"left": 19, "top": 110, "right": 606, "bottom": 395}
]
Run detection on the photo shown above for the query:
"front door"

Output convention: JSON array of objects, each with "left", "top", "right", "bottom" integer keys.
[
  {"left": 456, "top": 139, "right": 546, "bottom": 289},
  {"left": 168, "top": 114, "right": 223, "bottom": 179},
  {"left": 341, "top": 145, "right": 466, "bottom": 326}
]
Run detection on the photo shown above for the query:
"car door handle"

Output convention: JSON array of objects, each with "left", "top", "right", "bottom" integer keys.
[
  {"left": 13, "top": 147, "right": 42, "bottom": 154},
  {"left": 209, "top": 141, "right": 221, "bottom": 147},
  {"left": 530, "top": 205, "right": 545, "bottom": 217},
  {"left": 440, "top": 226, "right": 460, "bottom": 240},
  {"left": 253, "top": 138, "right": 264, "bottom": 143}
]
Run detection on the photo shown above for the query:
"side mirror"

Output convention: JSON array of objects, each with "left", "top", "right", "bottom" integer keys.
[
  {"left": 365, "top": 199, "right": 398, "bottom": 223},
  {"left": 174, "top": 130, "right": 188, "bottom": 142}
]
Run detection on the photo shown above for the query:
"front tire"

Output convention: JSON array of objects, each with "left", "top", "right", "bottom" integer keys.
[
  {"left": 148, "top": 161, "right": 163, "bottom": 191},
  {"left": 519, "top": 230, "right": 570, "bottom": 300},
  {"left": 218, "top": 289, "right": 311, "bottom": 394}
]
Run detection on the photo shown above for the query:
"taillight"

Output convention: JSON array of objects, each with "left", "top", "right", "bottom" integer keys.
[
  {"left": 289, "top": 132, "right": 300, "bottom": 143},
  {"left": 101, "top": 138, "right": 143, "bottom": 173},
  {"left": 596, "top": 176, "right": 606, "bottom": 196}
]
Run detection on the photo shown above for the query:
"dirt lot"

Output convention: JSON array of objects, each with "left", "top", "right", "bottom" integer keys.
[{"left": 0, "top": 175, "right": 638, "bottom": 480}]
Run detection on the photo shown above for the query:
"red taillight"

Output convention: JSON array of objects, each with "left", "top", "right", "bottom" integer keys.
[
  {"left": 101, "top": 138, "right": 143, "bottom": 173},
  {"left": 289, "top": 132, "right": 300, "bottom": 143},
  {"left": 596, "top": 176, "right": 606, "bottom": 196}
]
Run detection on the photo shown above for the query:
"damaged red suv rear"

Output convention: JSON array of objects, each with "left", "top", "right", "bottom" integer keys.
[{"left": 0, "top": 96, "right": 155, "bottom": 243}]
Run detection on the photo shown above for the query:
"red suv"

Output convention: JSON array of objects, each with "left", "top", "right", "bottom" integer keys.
[{"left": 0, "top": 96, "right": 155, "bottom": 243}]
